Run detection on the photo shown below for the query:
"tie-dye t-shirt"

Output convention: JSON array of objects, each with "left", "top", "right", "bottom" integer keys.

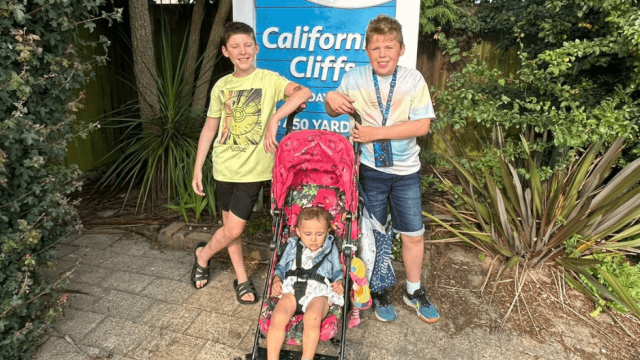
[
  {"left": 337, "top": 65, "right": 436, "bottom": 175},
  {"left": 207, "top": 69, "right": 289, "bottom": 182}
]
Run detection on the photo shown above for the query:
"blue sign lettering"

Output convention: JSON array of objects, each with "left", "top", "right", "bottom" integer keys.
[{"left": 254, "top": 0, "right": 395, "bottom": 137}]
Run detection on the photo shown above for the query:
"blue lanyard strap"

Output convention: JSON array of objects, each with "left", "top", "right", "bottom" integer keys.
[
  {"left": 370, "top": 67, "right": 397, "bottom": 168},
  {"left": 372, "top": 67, "right": 398, "bottom": 126}
]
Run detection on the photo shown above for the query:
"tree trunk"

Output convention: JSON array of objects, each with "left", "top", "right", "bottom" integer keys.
[
  {"left": 192, "top": 0, "right": 232, "bottom": 111},
  {"left": 183, "top": 0, "right": 206, "bottom": 97},
  {"left": 129, "top": 0, "right": 159, "bottom": 121}
]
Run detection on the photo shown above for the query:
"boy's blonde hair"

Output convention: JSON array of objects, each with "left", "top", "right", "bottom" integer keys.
[
  {"left": 365, "top": 14, "right": 404, "bottom": 48},
  {"left": 297, "top": 206, "right": 332, "bottom": 229}
]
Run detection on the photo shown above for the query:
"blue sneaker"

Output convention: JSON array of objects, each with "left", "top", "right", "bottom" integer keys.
[
  {"left": 403, "top": 288, "right": 440, "bottom": 323},
  {"left": 372, "top": 289, "right": 397, "bottom": 322}
]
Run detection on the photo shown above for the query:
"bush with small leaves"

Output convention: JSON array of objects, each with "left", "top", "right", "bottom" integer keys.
[{"left": 0, "top": 1, "right": 121, "bottom": 358}]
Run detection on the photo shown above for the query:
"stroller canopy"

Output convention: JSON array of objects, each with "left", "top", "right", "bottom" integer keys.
[{"left": 272, "top": 130, "right": 358, "bottom": 239}]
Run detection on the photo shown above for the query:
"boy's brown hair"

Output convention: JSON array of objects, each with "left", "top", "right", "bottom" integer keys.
[
  {"left": 297, "top": 206, "right": 332, "bottom": 229},
  {"left": 221, "top": 21, "right": 257, "bottom": 48},
  {"left": 365, "top": 14, "right": 404, "bottom": 48}
]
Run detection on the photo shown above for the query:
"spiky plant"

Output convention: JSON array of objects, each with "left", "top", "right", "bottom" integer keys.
[{"left": 424, "top": 129, "right": 640, "bottom": 318}]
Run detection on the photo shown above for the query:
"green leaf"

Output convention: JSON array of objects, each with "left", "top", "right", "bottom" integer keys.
[
  {"left": 597, "top": 269, "right": 640, "bottom": 318},
  {"left": 14, "top": 8, "right": 24, "bottom": 23},
  {"left": 498, "top": 256, "right": 522, "bottom": 278}
]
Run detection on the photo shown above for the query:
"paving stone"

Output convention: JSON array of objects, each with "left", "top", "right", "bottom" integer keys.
[
  {"left": 66, "top": 246, "right": 117, "bottom": 266},
  {"left": 136, "top": 257, "right": 192, "bottom": 280},
  {"left": 231, "top": 299, "right": 262, "bottom": 320},
  {"left": 106, "top": 237, "right": 152, "bottom": 256},
  {"left": 55, "top": 308, "right": 106, "bottom": 341},
  {"left": 139, "top": 277, "right": 196, "bottom": 303},
  {"left": 77, "top": 344, "right": 114, "bottom": 358},
  {"left": 136, "top": 301, "right": 201, "bottom": 333},
  {"left": 128, "top": 328, "right": 207, "bottom": 360},
  {"left": 53, "top": 244, "right": 79, "bottom": 259},
  {"left": 89, "top": 290, "right": 155, "bottom": 320},
  {"left": 100, "top": 254, "right": 148, "bottom": 273},
  {"left": 65, "top": 283, "right": 110, "bottom": 310},
  {"left": 206, "top": 266, "right": 237, "bottom": 289},
  {"left": 142, "top": 248, "right": 193, "bottom": 263},
  {"left": 39, "top": 258, "right": 78, "bottom": 283},
  {"left": 236, "top": 325, "right": 260, "bottom": 353},
  {"left": 70, "top": 263, "right": 112, "bottom": 284},
  {"left": 59, "top": 233, "right": 81, "bottom": 244},
  {"left": 184, "top": 312, "right": 252, "bottom": 348},
  {"left": 102, "top": 271, "right": 155, "bottom": 293},
  {"left": 195, "top": 341, "right": 244, "bottom": 360},
  {"left": 186, "top": 286, "right": 239, "bottom": 315},
  {"left": 71, "top": 233, "right": 122, "bottom": 249},
  {"left": 33, "top": 336, "right": 86, "bottom": 360},
  {"left": 81, "top": 317, "right": 152, "bottom": 355}
]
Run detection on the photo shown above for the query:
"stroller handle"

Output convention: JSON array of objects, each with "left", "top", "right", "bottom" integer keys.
[
  {"left": 351, "top": 110, "right": 362, "bottom": 157},
  {"left": 285, "top": 103, "right": 307, "bottom": 135},
  {"left": 351, "top": 111, "right": 362, "bottom": 125}
]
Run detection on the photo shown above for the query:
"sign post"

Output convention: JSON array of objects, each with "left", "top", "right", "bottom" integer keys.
[{"left": 233, "top": 0, "right": 420, "bottom": 137}]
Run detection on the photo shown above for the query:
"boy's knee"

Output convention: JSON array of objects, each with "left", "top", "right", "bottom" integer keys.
[
  {"left": 222, "top": 224, "right": 243, "bottom": 241},
  {"left": 401, "top": 233, "right": 423, "bottom": 245}
]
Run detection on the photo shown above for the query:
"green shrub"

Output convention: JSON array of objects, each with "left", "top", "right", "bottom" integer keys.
[
  {"left": 100, "top": 19, "right": 214, "bottom": 212},
  {"left": 0, "top": 1, "right": 121, "bottom": 358},
  {"left": 427, "top": 0, "right": 640, "bottom": 318}
]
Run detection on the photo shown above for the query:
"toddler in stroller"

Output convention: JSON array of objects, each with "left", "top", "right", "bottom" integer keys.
[
  {"left": 267, "top": 206, "right": 345, "bottom": 360},
  {"left": 240, "top": 110, "right": 365, "bottom": 360}
]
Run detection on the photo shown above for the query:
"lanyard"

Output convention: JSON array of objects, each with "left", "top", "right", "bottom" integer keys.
[{"left": 372, "top": 67, "right": 398, "bottom": 126}]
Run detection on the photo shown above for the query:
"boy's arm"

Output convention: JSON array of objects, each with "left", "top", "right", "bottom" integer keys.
[
  {"left": 351, "top": 118, "right": 432, "bottom": 143},
  {"left": 324, "top": 91, "right": 355, "bottom": 118},
  {"left": 264, "top": 82, "right": 312, "bottom": 154},
  {"left": 192, "top": 116, "right": 220, "bottom": 196}
]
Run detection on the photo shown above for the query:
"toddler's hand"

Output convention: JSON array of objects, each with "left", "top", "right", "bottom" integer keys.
[
  {"left": 332, "top": 281, "right": 344, "bottom": 295},
  {"left": 352, "top": 283, "right": 360, "bottom": 291},
  {"left": 272, "top": 278, "right": 283, "bottom": 297}
]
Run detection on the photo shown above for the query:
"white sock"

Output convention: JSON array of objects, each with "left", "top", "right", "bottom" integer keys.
[{"left": 406, "top": 280, "right": 420, "bottom": 295}]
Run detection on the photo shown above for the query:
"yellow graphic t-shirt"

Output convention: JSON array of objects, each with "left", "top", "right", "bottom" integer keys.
[{"left": 207, "top": 69, "right": 289, "bottom": 182}]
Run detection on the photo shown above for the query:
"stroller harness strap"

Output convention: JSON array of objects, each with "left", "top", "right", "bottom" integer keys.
[{"left": 285, "top": 240, "right": 334, "bottom": 314}]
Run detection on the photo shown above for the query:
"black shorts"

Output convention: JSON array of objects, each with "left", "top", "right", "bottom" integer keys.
[{"left": 215, "top": 181, "right": 264, "bottom": 221}]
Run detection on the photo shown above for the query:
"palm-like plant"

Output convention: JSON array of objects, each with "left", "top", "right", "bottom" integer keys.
[
  {"left": 425, "top": 128, "right": 640, "bottom": 318},
  {"left": 100, "top": 20, "right": 214, "bottom": 212}
]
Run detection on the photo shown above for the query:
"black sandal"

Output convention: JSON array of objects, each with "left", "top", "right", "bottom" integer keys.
[
  {"left": 233, "top": 279, "right": 258, "bottom": 305},
  {"left": 191, "top": 242, "right": 212, "bottom": 289}
]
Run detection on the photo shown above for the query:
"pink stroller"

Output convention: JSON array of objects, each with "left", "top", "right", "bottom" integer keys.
[{"left": 238, "top": 109, "right": 363, "bottom": 360}]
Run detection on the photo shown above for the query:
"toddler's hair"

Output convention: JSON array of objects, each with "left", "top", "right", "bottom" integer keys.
[
  {"left": 297, "top": 206, "right": 332, "bottom": 229},
  {"left": 221, "top": 21, "right": 257, "bottom": 47},
  {"left": 365, "top": 14, "right": 404, "bottom": 48}
]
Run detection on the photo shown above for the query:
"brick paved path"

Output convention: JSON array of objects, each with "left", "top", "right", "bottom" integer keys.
[{"left": 34, "top": 230, "right": 581, "bottom": 360}]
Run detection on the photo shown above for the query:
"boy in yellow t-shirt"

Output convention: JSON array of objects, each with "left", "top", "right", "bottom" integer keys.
[{"left": 191, "top": 22, "right": 311, "bottom": 304}]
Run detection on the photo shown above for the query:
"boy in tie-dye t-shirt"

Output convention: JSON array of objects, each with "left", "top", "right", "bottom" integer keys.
[{"left": 325, "top": 14, "right": 439, "bottom": 324}]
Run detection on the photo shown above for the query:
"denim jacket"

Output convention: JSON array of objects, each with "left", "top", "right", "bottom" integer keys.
[{"left": 274, "top": 235, "right": 343, "bottom": 283}]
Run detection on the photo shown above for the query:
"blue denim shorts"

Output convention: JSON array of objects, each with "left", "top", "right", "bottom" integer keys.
[{"left": 359, "top": 164, "right": 425, "bottom": 236}]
